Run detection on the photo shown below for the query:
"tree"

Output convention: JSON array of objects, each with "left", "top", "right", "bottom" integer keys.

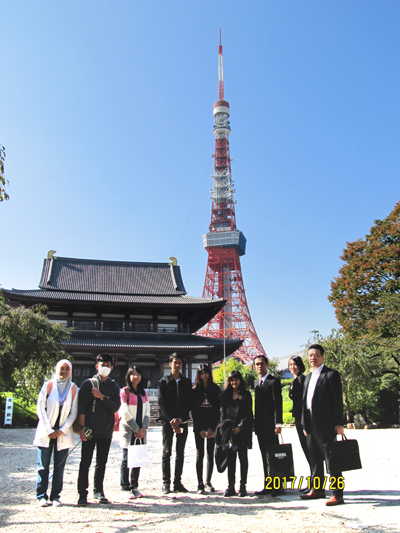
[
  {"left": 0, "top": 295, "right": 70, "bottom": 403},
  {"left": 307, "top": 330, "right": 386, "bottom": 423},
  {"left": 0, "top": 145, "right": 9, "bottom": 202},
  {"left": 329, "top": 202, "right": 400, "bottom": 335},
  {"left": 329, "top": 202, "right": 400, "bottom": 379},
  {"left": 212, "top": 356, "right": 282, "bottom": 389}
]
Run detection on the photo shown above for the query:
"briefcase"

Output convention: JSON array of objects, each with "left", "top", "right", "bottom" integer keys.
[
  {"left": 266, "top": 437, "right": 295, "bottom": 478},
  {"left": 324, "top": 434, "right": 362, "bottom": 473}
]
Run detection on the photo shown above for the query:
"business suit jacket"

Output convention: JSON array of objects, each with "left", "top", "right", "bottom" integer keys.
[
  {"left": 254, "top": 374, "right": 283, "bottom": 437},
  {"left": 301, "top": 365, "right": 344, "bottom": 437}
]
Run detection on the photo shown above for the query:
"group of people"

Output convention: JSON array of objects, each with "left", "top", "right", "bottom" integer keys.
[{"left": 34, "top": 345, "right": 345, "bottom": 508}]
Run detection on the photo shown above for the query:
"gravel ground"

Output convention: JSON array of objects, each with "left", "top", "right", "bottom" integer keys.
[{"left": 0, "top": 427, "right": 399, "bottom": 533}]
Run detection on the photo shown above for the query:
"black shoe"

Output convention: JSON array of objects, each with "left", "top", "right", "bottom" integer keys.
[
  {"left": 224, "top": 486, "right": 237, "bottom": 497},
  {"left": 255, "top": 488, "right": 271, "bottom": 496},
  {"left": 77, "top": 495, "right": 87, "bottom": 506},
  {"left": 162, "top": 484, "right": 171, "bottom": 494},
  {"left": 205, "top": 482, "right": 215, "bottom": 493},
  {"left": 93, "top": 492, "right": 109, "bottom": 503},
  {"left": 238, "top": 486, "right": 247, "bottom": 497},
  {"left": 272, "top": 487, "right": 285, "bottom": 497},
  {"left": 197, "top": 483, "right": 205, "bottom": 495},
  {"left": 173, "top": 483, "right": 189, "bottom": 493}
]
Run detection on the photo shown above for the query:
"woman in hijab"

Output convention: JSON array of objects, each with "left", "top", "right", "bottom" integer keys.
[{"left": 33, "top": 359, "right": 78, "bottom": 507}]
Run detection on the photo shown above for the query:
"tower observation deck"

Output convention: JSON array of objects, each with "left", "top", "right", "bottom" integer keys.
[{"left": 198, "top": 32, "right": 266, "bottom": 364}]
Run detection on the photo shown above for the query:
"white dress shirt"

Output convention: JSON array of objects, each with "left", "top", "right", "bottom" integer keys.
[{"left": 306, "top": 363, "right": 324, "bottom": 410}]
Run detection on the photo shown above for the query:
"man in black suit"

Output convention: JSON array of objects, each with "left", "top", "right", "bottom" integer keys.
[
  {"left": 158, "top": 353, "right": 192, "bottom": 495},
  {"left": 253, "top": 355, "right": 283, "bottom": 496},
  {"left": 301, "top": 344, "right": 345, "bottom": 506}
]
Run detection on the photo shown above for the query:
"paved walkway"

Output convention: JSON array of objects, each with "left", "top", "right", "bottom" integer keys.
[{"left": 0, "top": 427, "right": 399, "bottom": 532}]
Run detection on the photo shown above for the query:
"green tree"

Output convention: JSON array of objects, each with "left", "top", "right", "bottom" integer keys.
[
  {"left": 0, "top": 295, "right": 70, "bottom": 403},
  {"left": 329, "top": 202, "right": 400, "bottom": 336},
  {"left": 329, "top": 202, "right": 400, "bottom": 379},
  {"left": 212, "top": 356, "right": 282, "bottom": 389},
  {"left": 0, "top": 145, "right": 9, "bottom": 202}
]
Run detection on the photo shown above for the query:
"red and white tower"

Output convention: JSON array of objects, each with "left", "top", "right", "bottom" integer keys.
[{"left": 199, "top": 32, "right": 266, "bottom": 364}]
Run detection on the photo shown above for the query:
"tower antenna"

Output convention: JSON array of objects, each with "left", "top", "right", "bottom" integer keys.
[{"left": 218, "top": 28, "right": 224, "bottom": 102}]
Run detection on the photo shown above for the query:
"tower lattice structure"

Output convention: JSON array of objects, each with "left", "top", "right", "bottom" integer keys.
[{"left": 198, "top": 33, "right": 266, "bottom": 364}]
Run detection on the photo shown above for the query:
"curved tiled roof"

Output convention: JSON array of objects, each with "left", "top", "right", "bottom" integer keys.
[
  {"left": 65, "top": 330, "right": 243, "bottom": 355},
  {"left": 2, "top": 288, "right": 222, "bottom": 306},
  {"left": 39, "top": 257, "right": 186, "bottom": 295}
]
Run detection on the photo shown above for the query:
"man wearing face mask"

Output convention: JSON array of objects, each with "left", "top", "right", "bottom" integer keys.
[{"left": 77, "top": 353, "right": 121, "bottom": 506}]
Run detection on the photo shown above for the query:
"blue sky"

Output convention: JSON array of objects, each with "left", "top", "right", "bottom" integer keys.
[{"left": 1, "top": 1, "right": 399, "bottom": 358}]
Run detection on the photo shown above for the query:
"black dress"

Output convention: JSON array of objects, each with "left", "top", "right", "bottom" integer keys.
[
  {"left": 220, "top": 391, "right": 253, "bottom": 489},
  {"left": 289, "top": 374, "right": 310, "bottom": 465}
]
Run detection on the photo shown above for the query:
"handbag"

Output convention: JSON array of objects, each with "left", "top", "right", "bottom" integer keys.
[
  {"left": 128, "top": 438, "right": 150, "bottom": 468},
  {"left": 324, "top": 433, "right": 362, "bottom": 473},
  {"left": 266, "top": 434, "right": 295, "bottom": 478}
]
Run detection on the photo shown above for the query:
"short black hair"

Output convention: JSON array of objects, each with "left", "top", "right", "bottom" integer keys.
[
  {"left": 169, "top": 352, "right": 183, "bottom": 363},
  {"left": 96, "top": 353, "right": 115, "bottom": 366},
  {"left": 308, "top": 344, "right": 324, "bottom": 356},
  {"left": 253, "top": 355, "right": 269, "bottom": 365},
  {"left": 288, "top": 355, "right": 306, "bottom": 375}
]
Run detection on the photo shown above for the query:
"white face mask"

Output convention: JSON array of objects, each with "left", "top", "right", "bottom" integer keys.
[{"left": 98, "top": 366, "right": 111, "bottom": 377}]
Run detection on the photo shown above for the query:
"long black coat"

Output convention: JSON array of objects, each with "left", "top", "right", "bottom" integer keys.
[
  {"left": 220, "top": 391, "right": 253, "bottom": 450},
  {"left": 289, "top": 374, "right": 305, "bottom": 420}
]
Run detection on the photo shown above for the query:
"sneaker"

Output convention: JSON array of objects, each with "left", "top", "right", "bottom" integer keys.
[
  {"left": 132, "top": 488, "right": 143, "bottom": 498},
  {"left": 162, "top": 484, "right": 171, "bottom": 495},
  {"left": 52, "top": 500, "right": 62, "bottom": 507},
  {"left": 122, "top": 491, "right": 135, "bottom": 501},
  {"left": 197, "top": 483, "right": 205, "bottom": 495},
  {"left": 205, "top": 482, "right": 215, "bottom": 493},
  {"left": 173, "top": 483, "right": 189, "bottom": 493},
  {"left": 38, "top": 498, "right": 48, "bottom": 507},
  {"left": 93, "top": 492, "right": 109, "bottom": 503},
  {"left": 77, "top": 495, "right": 88, "bottom": 506}
]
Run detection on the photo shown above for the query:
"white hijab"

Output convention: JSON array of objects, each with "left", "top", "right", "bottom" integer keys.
[{"left": 54, "top": 359, "right": 73, "bottom": 406}]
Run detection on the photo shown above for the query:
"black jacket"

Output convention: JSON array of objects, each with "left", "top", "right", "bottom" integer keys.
[
  {"left": 191, "top": 382, "right": 221, "bottom": 433},
  {"left": 158, "top": 374, "right": 192, "bottom": 423},
  {"left": 78, "top": 375, "right": 121, "bottom": 439},
  {"left": 289, "top": 374, "right": 305, "bottom": 420},
  {"left": 220, "top": 390, "right": 253, "bottom": 450},
  {"left": 301, "top": 365, "right": 344, "bottom": 436},
  {"left": 254, "top": 374, "right": 283, "bottom": 436}
]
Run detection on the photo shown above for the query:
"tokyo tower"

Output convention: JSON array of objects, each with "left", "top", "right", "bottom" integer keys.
[{"left": 199, "top": 32, "right": 266, "bottom": 364}]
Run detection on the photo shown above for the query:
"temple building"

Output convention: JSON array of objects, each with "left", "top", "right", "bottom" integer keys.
[{"left": 2, "top": 253, "right": 242, "bottom": 387}]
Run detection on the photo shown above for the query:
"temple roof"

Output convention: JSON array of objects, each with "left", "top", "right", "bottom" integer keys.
[
  {"left": 39, "top": 256, "right": 186, "bottom": 296},
  {"left": 65, "top": 330, "right": 243, "bottom": 361}
]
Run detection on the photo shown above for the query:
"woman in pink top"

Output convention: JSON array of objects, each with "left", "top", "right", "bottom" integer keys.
[{"left": 119, "top": 366, "right": 150, "bottom": 499}]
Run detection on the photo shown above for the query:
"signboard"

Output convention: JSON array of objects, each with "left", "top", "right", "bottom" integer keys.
[{"left": 4, "top": 397, "right": 14, "bottom": 427}]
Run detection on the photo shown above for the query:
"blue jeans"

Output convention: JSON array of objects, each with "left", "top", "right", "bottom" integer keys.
[{"left": 36, "top": 440, "right": 69, "bottom": 501}]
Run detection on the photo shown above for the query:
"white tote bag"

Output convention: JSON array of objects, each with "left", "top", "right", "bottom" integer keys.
[{"left": 128, "top": 438, "right": 150, "bottom": 468}]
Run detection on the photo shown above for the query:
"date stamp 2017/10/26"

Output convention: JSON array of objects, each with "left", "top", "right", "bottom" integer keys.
[{"left": 265, "top": 476, "right": 345, "bottom": 491}]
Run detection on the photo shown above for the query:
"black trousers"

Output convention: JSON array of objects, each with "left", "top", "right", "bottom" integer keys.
[
  {"left": 256, "top": 429, "right": 278, "bottom": 484},
  {"left": 295, "top": 416, "right": 311, "bottom": 466},
  {"left": 227, "top": 445, "right": 248, "bottom": 488},
  {"left": 305, "top": 410, "right": 343, "bottom": 497},
  {"left": 161, "top": 422, "right": 188, "bottom": 486},
  {"left": 77, "top": 437, "right": 112, "bottom": 496},
  {"left": 194, "top": 432, "right": 215, "bottom": 485}
]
